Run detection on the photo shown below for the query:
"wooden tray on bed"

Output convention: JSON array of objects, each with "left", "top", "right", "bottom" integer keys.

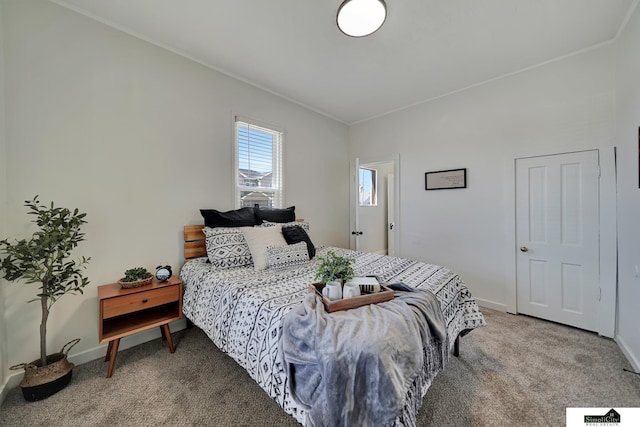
[{"left": 308, "top": 283, "right": 394, "bottom": 313}]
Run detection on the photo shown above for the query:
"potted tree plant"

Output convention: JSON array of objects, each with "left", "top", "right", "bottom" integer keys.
[{"left": 0, "top": 196, "right": 90, "bottom": 401}]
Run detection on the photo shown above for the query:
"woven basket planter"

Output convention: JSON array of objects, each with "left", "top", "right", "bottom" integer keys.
[
  {"left": 10, "top": 339, "right": 79, "bottom": 401},
  {"left": 117, "top": 275, "right": 153, "bottom": 289}
]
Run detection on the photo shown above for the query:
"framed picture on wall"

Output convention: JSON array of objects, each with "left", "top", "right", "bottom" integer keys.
[{"left": 425, "top": 168, "right": 467, "bottom": 190}]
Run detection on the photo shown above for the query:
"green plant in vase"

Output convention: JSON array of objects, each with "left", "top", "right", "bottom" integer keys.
[{"left": 314, "top": 250, "right": 355, "bottom": 284}]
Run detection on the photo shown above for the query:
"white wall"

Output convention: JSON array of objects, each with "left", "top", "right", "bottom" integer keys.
[
  {"left": 349, "top": 46, "right": 616, "bottom": 314},
  {"left": 1, "top": 0, "right": 349, "bottom": 383},
  {"left": 615, "top": 4, "right": 640, "bottom": 371}
]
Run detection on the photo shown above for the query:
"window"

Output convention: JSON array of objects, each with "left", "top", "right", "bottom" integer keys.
[
  {"left": 234, "top": 117, "right": 284, "bottom": 209},
  {"left": 359, "top": 167, "right": 377, "bottom": 206}
]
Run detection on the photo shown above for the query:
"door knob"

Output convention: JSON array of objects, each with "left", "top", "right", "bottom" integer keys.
[
  {"left": 351, "top": 231, "right": 363, "bottom": 236},
  {"left": 520, "top": 247, "right": 528, "bottom": 252}
]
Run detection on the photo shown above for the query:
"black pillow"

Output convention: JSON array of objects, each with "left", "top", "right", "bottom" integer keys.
[
  {"left": 255, "top": 205, "right": 295, "bottom": 223},
  {"left": 200, "top": 207, "right": 259, "bottom": 228},
  {"left": 282, "top": 225, "right": 315, "bottom": 259}
]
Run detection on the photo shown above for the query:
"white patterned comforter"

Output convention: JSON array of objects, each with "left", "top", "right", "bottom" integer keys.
[{"left": 180, "top": 247, "right": 485, "bottom": 426}]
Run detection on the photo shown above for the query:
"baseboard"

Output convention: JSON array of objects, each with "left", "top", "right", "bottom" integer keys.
[
  {"left": 4, "top": 371, "right": 22, "bottom": 395},
  {"left": 3, "top": 319, "right": 187, "bottom": 392},
  {"left": 69, "top": 318, "right": 187, "bottom": 366},
  {"left": 0, "top": 377, "right": 9, "bottom": 407},
  {"left": 474, "top": 297, "right": 508, "bottom": 312},
  {"left": 616, "top": 334, "right": 640, "bottom": 372}
]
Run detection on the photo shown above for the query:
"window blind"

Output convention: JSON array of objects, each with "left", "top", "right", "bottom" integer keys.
[{"left": 234, "top": 117, "right": 284, "bottom": 209}]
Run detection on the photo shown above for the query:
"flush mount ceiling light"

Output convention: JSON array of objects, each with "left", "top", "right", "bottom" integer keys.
[{"left": 337, "top": 0, "right": 387, "bottom": 37}]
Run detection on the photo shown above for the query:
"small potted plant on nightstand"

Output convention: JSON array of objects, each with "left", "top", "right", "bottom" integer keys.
[
  {"left": 117, "top": 267, "right": 153, "bottom": 289},
  {"left": 0, "top": 196, "right": 90, "bottom": 401}
]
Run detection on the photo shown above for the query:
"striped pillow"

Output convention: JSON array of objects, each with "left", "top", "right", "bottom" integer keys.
[{"left": 267, "top": 242, "right": 310, "bottom": 270}]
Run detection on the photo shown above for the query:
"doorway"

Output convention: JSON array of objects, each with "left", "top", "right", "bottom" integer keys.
[
  {"left": 515, "top": 150, "right": 600, "bottom": 332},
  {"left": 350, "top": 157, "right": 399, "bottom": 255}
]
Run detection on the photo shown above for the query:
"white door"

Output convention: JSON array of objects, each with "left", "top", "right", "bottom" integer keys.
[
  {"left": 387, "top": 174, "right": 395, "bottom": 256},
  {"left": 515, "top": 150, "right": 600, "bottom": 332},
  {"left": 350, "top": 158, "right": 362, "bottom": 251},
  {"left": 350, "top": 158, "right": 398, "bottom": 254}
]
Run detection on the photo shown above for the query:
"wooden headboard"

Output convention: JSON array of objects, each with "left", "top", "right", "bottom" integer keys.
[
  {"left": 184, "top": 225, "right": 207, "bottom": 261},
  {"left": 183, "top": 219, "right": 305, "bottom": 262}
]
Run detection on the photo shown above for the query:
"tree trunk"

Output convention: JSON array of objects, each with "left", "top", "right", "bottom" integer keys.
[{"left": 40, "top": 295, "right": 49, "bottom": 367}]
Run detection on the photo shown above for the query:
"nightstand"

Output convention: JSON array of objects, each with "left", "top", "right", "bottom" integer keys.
[{"left": 98, "top": 275, "right": 183, "bottom": 378}]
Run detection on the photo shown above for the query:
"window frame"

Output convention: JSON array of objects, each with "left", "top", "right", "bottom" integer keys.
[
  {"left": 233, "top": 115, "right": 285, "bottom": 209},
  {"left": 359, "top": 167, "right": 378, "bottom": 207}
]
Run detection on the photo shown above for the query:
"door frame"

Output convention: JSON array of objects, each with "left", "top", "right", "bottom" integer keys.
[
  {"left": 387, "top": 173, "right": 395, "bottom": 256},
  {"left": 349, "top": 155, "right": 401, "bottom": 255},
  {"left": 504, "top": 147, "right": 617, "bottom": 338}
]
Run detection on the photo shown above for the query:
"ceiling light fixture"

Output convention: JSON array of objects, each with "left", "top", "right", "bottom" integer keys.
[{"left": 337, "top": 0, "right": 387, "bottom": 38}]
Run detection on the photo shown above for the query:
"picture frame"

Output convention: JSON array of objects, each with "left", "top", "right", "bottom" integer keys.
[{"left": 425, "top": 168, "right": 467, "bottom": 190}]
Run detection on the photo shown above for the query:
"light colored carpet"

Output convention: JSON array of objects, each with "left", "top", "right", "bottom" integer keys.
[{"left": 1, "top": 308, "right": 638, "bottom": 426}]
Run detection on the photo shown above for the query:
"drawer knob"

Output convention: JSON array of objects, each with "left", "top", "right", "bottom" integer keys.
[{"left": 142, "top": 298, "right": 148, "bottom": 303}]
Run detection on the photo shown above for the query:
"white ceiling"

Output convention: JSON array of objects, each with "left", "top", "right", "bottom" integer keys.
[{"left": 53, "top": 0, "right": 636, "bottom": 124}]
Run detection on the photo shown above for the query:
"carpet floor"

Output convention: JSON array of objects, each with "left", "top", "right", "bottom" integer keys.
[{"left": 1, "top": 308, "right": 638, "bottom": 426}]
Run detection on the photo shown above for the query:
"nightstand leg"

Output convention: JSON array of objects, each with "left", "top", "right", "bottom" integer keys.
[
  {"left": 106, "top": 338, "right": 120, "bottom": 378},
  {"left": 161, "top": 324, "right": 175, "bottom": 353},
  {"left": 104, "top": 341, "right": 114, "bottom": 362}
]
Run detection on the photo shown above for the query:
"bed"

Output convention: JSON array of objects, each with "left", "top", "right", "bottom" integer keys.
[{"left": 180, "top": 218, "right": 485, "bottom": 426}]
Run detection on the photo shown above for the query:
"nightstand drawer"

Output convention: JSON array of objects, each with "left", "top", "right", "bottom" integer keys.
[{"left": 102, "top": 286, "right": 179, "bottom": 319}]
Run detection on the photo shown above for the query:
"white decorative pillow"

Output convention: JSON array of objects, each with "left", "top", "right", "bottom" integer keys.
[
  {"left": 203, "top": 227, "right": 253, "bottom": 269},
  {"left": 267, "top": 242, "right": 310, "bottom": 270},
  {"left": 241, "top": 225, "right": 287, "bottom": 271}
]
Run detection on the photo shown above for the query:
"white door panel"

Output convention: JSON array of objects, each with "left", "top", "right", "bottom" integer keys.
[
  {"left": 351, "top": 159, "right": 396, "bottom": 254},
  {"left": 516, "top": 150, "right": 599, "bottom": 331},
  {"left": 352, "top": 158, "right": 361, "bottom": 251},
  {"left": 387, "top": 174, "right": 395, "bottom": 256}
]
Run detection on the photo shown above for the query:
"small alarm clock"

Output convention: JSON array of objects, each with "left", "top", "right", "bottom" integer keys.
[{"left": 155, "top": 265, "right": 172, "bottom": 282}]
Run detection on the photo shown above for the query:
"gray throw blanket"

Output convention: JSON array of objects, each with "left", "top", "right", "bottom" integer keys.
[{"left": 280, "top": 285, "right": 447, "bottom": 427}]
